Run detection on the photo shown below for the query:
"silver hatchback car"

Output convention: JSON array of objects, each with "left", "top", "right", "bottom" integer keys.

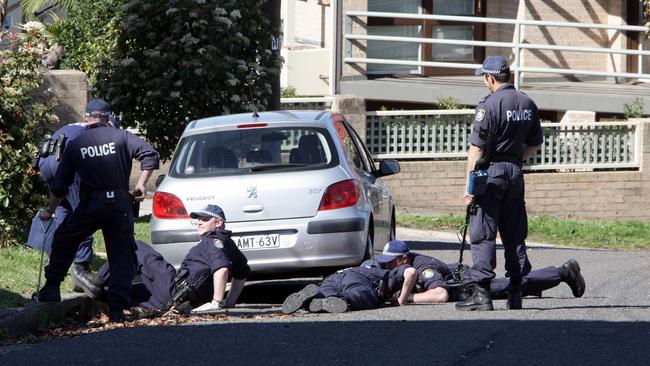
[{"left": 149, "top": 110, "right": 400, "bottom": 277}]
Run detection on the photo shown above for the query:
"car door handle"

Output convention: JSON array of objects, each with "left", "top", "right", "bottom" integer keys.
[{"left": 242, "top": 204, "right": 264, "bottom": 213}]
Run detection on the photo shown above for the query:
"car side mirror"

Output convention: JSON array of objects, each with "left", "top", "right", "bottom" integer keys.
[
  {"left": 155, "top": 174, "right": 166, "bottom": 188},
  {"left": 374, "top": 159, "right": 400, "bottom": 178}
]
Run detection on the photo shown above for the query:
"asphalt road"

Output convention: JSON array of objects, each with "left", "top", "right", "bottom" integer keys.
[{"left": 2, "top": 228, "right": 650, "bottom": 365}]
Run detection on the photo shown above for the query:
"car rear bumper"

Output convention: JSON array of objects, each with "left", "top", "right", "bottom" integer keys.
[{"left": 150, "top": 217, "right": 368, "bottom": 273}]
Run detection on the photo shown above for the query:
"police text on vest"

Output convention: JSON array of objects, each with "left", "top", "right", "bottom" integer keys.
[
  {"left": 80, "top": 143, "right": 116, "bottom": 159},
  {"left": 506, "top": 109, "right": 532, "bottom": 122}
]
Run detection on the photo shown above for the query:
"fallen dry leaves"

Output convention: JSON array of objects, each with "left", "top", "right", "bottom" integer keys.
[{"left": 1, "top": 308, "right": 292, "bottom": 346}]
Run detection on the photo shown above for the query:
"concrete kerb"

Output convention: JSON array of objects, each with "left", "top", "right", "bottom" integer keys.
[{"left": 0, "top": 294, "right": 105, "bottom": 339}]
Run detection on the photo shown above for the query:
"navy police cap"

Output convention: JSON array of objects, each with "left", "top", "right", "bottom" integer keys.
[
  {"left": 85, "top": 99, "right": 112, "bottom": 117},
  {"left": 475, "top": 56, "right": 510, "bottom": 76},
  {"left": 376, "top": 240, "right": 410, "bottom": 263},
  {"left": 190, "top": 204, "right": 226, "bottom": 221}
]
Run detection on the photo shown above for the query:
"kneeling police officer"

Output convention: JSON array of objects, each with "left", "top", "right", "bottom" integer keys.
[{"left": 37, "top": 99, "right": 160, "bottom": 322}]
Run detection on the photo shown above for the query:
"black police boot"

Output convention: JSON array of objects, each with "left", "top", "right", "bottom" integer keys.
[
  {"left": 37, "top": 282, "right": 61, "bottom": 302},
  {"left": 130, "top": 306, "right": 162, "bottom": 320},
  {"left": 109, "top": 308, "right": 127, "bottom": 323},
  {"left": 558, "top": 259, "right": 585, "bottom": 298},
  {"left": 448, "top": 285, "right": 472, "bottom": 302},
  {"left": 308, "top": 297, "right": 349, "bottom": 313},
  {"left": 455, "top": 284, "right": 493, "bottom": 311},
  {"left": 507, "top": 277, "right": 523, "bottom": 310},
  {"left": 282, "top": 284, "right": 320, "bottom": 314},
  {"left": 71, "top": 264, "right": 103, "bottom": 299}
]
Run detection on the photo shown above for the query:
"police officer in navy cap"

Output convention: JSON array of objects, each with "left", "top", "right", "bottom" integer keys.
[
  {"left": 281, "top": 243, "right": 416, "bottom": 314},
  {"left": 456, "top": 56, "right": 544, "bottom": 311},
  {"left": 185, "top": 204, "right": 251, "bottom": 313},
  {"left": 378, "top": 241, "right": 585, "bottom": 304},
  {"left": 37, "top": 99, "right": 160, "bottom": 322}
]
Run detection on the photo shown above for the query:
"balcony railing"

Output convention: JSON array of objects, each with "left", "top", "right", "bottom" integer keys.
[{"left": 344, "top": 11, "right": 650, "bottom": 88}]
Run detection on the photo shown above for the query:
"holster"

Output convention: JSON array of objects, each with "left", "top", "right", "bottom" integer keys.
[{"left": 373, "top": 279, "right": 388, "bottom": 301}]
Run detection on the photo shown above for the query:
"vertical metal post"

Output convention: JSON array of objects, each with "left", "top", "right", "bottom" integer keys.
[
  {"left": 514, "top": 20, "right": 521, "bottom": 89},
  {"left": 329, "top": 0, "right": 339, "bottom": 96}
]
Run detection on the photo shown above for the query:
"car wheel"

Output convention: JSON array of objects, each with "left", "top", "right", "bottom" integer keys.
[
  {"left": 363, "top": 227, "right": 374, "bottom": 261},
  {"left": 389, "top": 210, "right": 396, "bottom": 241}
]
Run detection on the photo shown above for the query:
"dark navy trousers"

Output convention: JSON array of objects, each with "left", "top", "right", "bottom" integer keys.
[
  {"left": 489, "top": 266, "right": 561, "bottom": 299},
  {"left": 97, "top": 241, "right": 176, "bottom": 310},
  {"left": 45, "top": 197, "right": 137, "bottom": 310},
  {"left": 469, "top": 162, "right": 532, "bottom": 285},
  {"left": 55, "top": 203, "right": 93, "bottom": 265},
  {"left": 318, "top": 270, "right": 380, "bottom": 311}
]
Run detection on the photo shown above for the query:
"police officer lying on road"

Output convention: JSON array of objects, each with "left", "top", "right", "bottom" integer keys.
[
  {"left": 376, "top": 241, "right": 585, "bottom": 304},
  {"left": 74, "top": 204, "right": 251, "bottom": 317},
  {"left": 37, "top": 99, "right": 160, "bottom": 323},
  {"left": 459, "top": 56, "right": 544, "bottom": 311},
  {"left": 282, "top": 255, "right": 416, "bottom": 314}
]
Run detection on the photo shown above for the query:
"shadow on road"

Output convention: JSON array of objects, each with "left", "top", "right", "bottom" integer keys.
[{"left": 4, "top": 319, "right": 648, "bottom": 365}]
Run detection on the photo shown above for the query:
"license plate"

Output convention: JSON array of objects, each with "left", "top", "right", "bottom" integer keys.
[{"left": 234, "top": 233, "right": 280, "bottom": 250}]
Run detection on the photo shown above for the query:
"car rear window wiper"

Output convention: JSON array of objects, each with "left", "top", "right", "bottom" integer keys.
[{"left": 249, "top": 163, "right": 308, "bottom": 171}]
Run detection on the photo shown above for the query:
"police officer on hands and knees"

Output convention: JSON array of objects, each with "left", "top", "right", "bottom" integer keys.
[
  {"left": 37, "top": 99, "right": 160, "bottom": 322},
  {"left": 456, "top": 56, "right": 544, "bottom": 311}
]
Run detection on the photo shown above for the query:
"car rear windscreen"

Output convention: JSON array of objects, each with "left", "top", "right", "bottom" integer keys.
[{"left": 168, "top": 127, "right": 338, "bottom": 177}]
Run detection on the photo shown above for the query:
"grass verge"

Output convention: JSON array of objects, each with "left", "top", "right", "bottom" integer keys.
[
  {"left": 397, "top": 213, "right": 650, "bottom": 250},
  {"left": 0, "top": 216, "right": 151, "bottom": 309}
]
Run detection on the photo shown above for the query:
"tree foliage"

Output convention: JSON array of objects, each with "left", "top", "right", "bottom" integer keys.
[
  {"left": 0, "top": 22, "right": 57, "bottom": 247},
  {"left": 47, "top": 0, "right": 124, "bottom": 84},
  {"left": 95, "top": 0, "right": 282, "bottom": 160}
]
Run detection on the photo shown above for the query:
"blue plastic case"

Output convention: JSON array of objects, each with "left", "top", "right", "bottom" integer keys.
[{"left": 467, "top": 169, "right": 489, "bottom": 196}]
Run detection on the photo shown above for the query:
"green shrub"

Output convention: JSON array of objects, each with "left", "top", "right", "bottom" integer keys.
[
  {"left": 47, "top": 0, "right": 125, "bottom": 84},
  {"left": 95, "top": 0, "right": 283, "bottom": 160},
  {"left": 0, "top": 22, "right": 57, "bottom": 247},
  {"left": 436, "top": 95, "right": 464, "bottom": 110},
  {"left": 623, "top": 97, "right": 645, "bottom": 119}
]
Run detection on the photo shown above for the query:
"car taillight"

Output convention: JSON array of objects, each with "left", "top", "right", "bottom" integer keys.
[
  {"left": 153, "top": 191, "right": 189, "bottom": 219},
  {"left": 318, "top": 179, "right": 360, "bottom": 211}
]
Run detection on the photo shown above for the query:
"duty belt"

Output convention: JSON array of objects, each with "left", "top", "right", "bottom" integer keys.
[
  {"left": 85, "top": 190, "right": 130, "bottom": 200},
  {"left": 491, "top": 154, "right": 522, "bottom": 164}
]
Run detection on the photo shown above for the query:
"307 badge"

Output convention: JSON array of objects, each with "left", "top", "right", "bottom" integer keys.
[
  {"left": 475, "top": 108, "right": 486, "bottom": 122},
  {"left": 422, "top": 268, "right": 434, "bottom": 279},
  {"left": 213, "top": 238, "right": 224, "bottom": 249}
]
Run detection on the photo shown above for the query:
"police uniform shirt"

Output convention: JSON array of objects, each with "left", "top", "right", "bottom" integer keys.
[
  {"left": 180, "top": 229, "right": 251, "bottom": 280},
  {"left": 50, "top": 124, "right": 159, "bottom": 198},
  {"left": 345, "top": 264, "right": 409, "bottom": 297},
  {"left": 470, "top": 84, "right": 544, "bottom": 159},
  {"left": 410, "top": 253, "right": 450, "bottom": 291}
]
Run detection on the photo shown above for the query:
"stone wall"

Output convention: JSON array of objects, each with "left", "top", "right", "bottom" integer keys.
[{"left": 41, "top": 70, "right": 88, "bottom": 128}]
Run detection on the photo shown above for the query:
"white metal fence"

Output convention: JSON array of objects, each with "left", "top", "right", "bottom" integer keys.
[
  {"left": 366, "top": 110, "right": 640, "bottom": 171},
  {"left": 280, "top": 97, "right": 333, "bottom": 111},
  {"left": 344, "top": 11, "right": 650, "bottom": 88}
]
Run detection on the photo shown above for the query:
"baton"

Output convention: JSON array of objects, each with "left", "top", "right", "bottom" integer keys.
[{"left": 32, "top": 216, "right": 54, "bottom": 302}]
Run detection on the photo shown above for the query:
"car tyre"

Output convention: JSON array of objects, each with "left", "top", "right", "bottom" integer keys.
[
  {"left": 363, "top": 227, "right": 374, "bottom": 261},
  {"left": 389, "top": 209, "right": 396, "bottom": 241}
]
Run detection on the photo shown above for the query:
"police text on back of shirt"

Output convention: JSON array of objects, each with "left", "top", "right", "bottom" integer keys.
[
  {"left": 80, "top": 142, "right": 116, "bottom": 159},
  {"left": 506, "top": 109, "right": 532, "bottom": 122}
]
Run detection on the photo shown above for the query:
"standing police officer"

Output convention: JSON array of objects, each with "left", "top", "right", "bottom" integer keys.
[
  {"left": 37, "top": 99, "right": 160, "bottom": 322},
  {"left": 456, "top": 56, "right": 544, "bottom": 311},
  {"left": 36, "top": 106, "right": 121, "bottom": 294}
]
